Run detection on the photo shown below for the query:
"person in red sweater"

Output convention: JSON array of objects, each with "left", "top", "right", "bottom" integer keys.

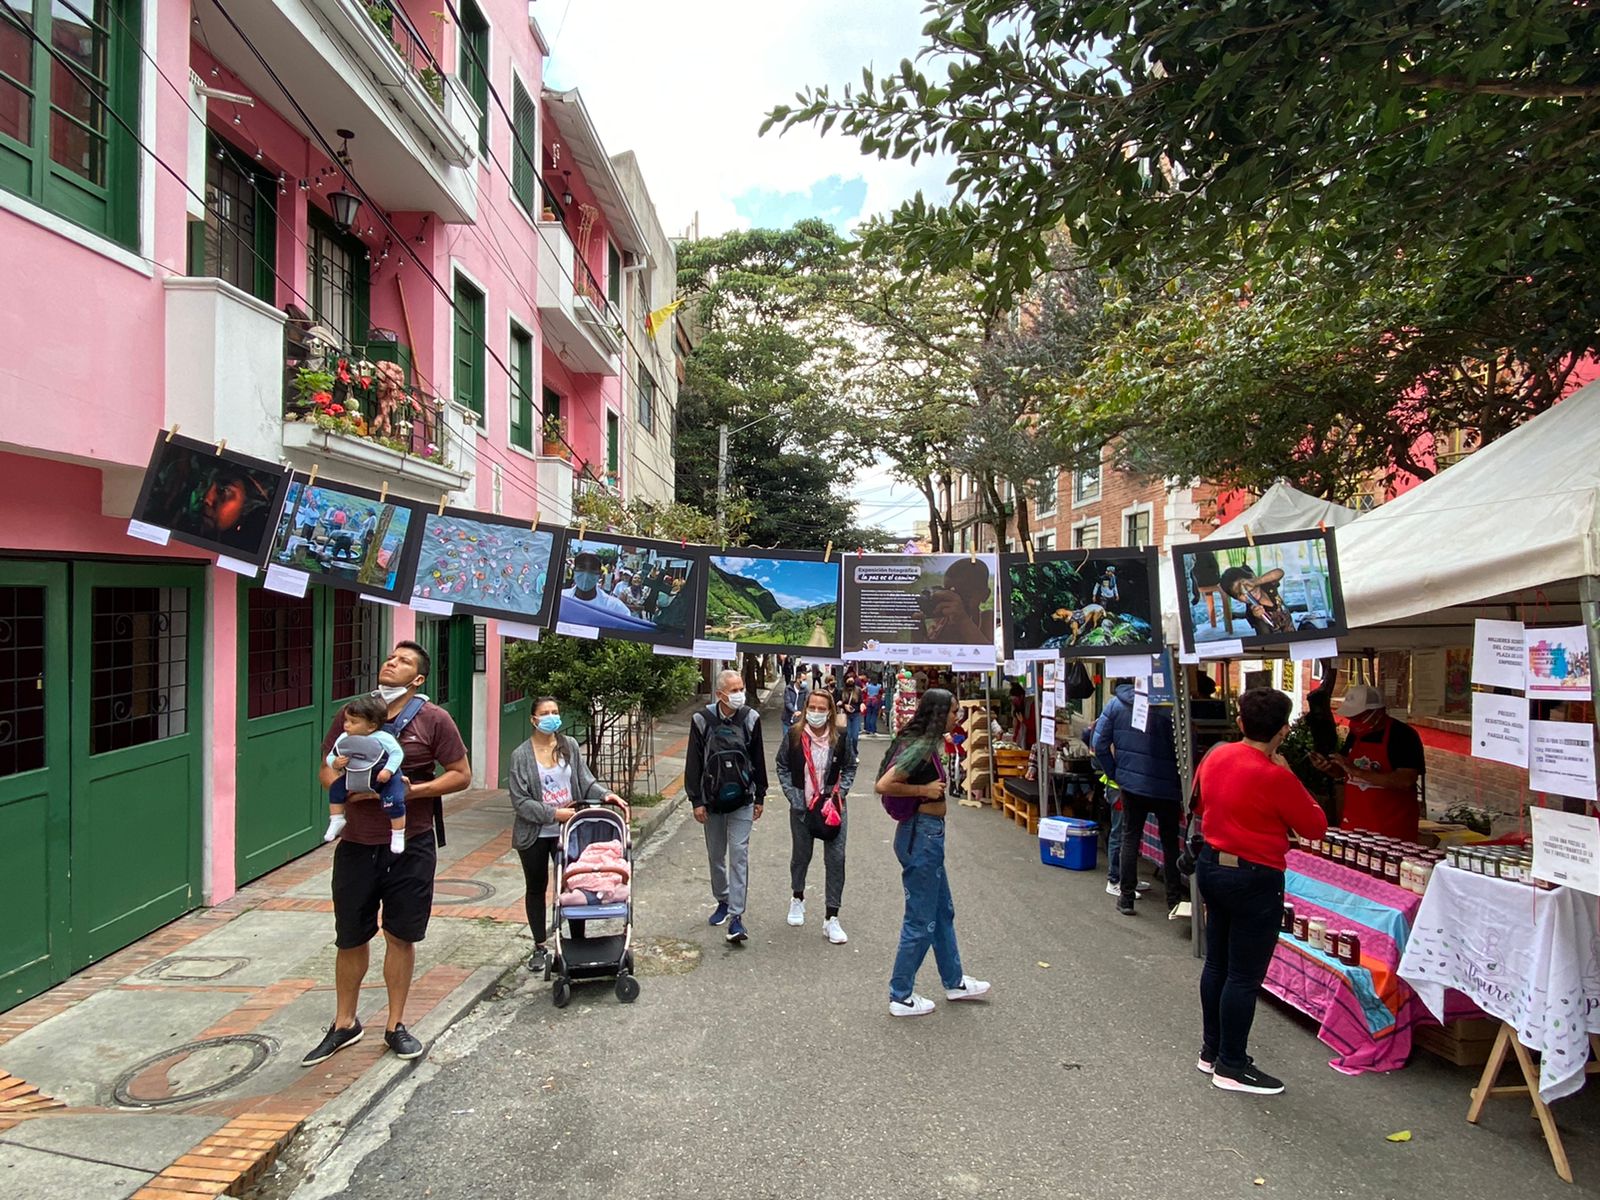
[{"left": 1193, "top": 687, "right": 1329, "bottom": 1097}]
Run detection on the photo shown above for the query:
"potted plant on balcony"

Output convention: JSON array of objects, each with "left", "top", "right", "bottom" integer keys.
[{"left": 541, "top": 415, "right": 570, "bottom": 460}]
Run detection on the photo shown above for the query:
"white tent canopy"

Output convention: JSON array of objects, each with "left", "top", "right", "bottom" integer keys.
[
  {"left": 1336, "top": 379, "right": 1600, "bottom": 647},
  {"left": 1158, "top": 482, "right": 1360, "bottom": 642}
]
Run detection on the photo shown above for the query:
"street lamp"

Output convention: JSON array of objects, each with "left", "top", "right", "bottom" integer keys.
[{"left": 329, "top": 128, "right": 362, "bottom": 232}]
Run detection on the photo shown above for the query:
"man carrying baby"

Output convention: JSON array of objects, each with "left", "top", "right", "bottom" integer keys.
[{"left": 302, "top": 641, "right": 471, "bottom": 1067}]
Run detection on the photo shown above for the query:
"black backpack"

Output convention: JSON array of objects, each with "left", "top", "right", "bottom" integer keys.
[{"left": 695, "top": 707, "right": 758, "bottom": 813}]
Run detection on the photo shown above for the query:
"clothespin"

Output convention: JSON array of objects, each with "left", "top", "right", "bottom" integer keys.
[
  {"left": 1244, "top": 524, "right": 1254, "bottom": 546},
  {"left": 578, "top": 519, "right": 587, "bottom": 542},
  {"left": 1025, "top": 539, "right": 1035, "bottom": 563},
  {"left": 165, "top": 424, "right": 180, "bottom": 442},
  {"left": 532, "top": 508, "right": 541, "bottom": 531},
  {"left": 1317, "top": 519, "right": 1327, "bottom": 534},
  {"left": 969, "top": 543, "right": 976, "bottom": 563},
  {"left": 214, "top": 437, "right": 227, "bottom": 454},
  {"left": 823, "top": 540, "right": 832, "bottom": 563},
  {"left": 438, "top": 494, "right": 448, "bottom": 517},
  {"left": 379, "top": 481, "right": 389, "bottom": 503},
  {"left": 307, "top": 464, "right": 319, "bottom": 487}
]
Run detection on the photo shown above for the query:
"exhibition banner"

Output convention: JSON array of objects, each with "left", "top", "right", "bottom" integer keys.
[
  {"left": 1172, "top": 527, "right": 1346, "bottom": 653},
  {"left": 131, "top": 432, "right": 293, "bottom": 566},
  {"left": 840, "top": 554, "right": 998, "bottom": 661},
  {"left": 702, "top": 550, "right": 841, "bottom": 656},
  {"left": 999, "top": 548, "right": 1161, "bottom": 659},
  {"left": 555, "top": 534, "right": 703, "bottom": 649},
  {"left": 270, "top": 477, "right": 422, "bottom": 604}
]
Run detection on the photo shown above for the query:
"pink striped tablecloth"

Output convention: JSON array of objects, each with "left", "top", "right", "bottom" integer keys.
[{"left": 1264, "top": 850, "right": 1479, "bottom": 1074}]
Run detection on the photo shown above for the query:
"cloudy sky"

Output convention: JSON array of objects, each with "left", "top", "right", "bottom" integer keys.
[{"left": 541, "top": 0, "right": 947, "bottom": 537}]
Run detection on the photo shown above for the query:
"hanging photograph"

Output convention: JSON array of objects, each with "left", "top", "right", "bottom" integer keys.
[
  {"left": 130, "top": 432, "right": 292, "bottom": 564},
  {"left": 703, "top": 550, "right": 841, "bottom": 655},
  {"left": 268, "top": 477, "right": 422, "bottom": 601},
  {"left": 999, "top": 548, "right": 1160, "bottom": 659},
  {"left": 1173, "top": 528, "right": 1346, "bottom": 651},
  {"left": 841, "top": 553, "right": 997, "bottom": 661},
  {"left": 410, "top": 509, "right": 567, "bottom": 623},
  {"left": 556, "top": 534, "right": 703, "bottom": 648}
]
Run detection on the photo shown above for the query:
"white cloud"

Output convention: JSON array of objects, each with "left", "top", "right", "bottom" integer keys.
[{"left": 540, "top": 0, "right": 953, "bottom": 238}]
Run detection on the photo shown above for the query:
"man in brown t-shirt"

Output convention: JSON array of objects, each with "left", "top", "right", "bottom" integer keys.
[{"left": 301, "top": 640, "right": 470, "bottom": 1067}]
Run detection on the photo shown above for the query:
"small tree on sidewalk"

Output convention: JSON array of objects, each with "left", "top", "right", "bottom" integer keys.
[{"left": 503, "top": 637, "right": 699, "bottom": 793}]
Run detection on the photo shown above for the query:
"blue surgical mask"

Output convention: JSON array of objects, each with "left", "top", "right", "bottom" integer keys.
[
  {"left": 574, "top": 570, "right": 599, "bottom": 591},
  {"left": 535, "top": 714, "right": 562, "bottom": 735}
]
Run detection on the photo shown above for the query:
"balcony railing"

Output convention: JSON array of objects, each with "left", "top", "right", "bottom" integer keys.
[
  {"left": 362, "top": 1, "right": 447, "bottom": 108},
  {"left": 283, "top": 321, "right": 449, "bottom": 467}
]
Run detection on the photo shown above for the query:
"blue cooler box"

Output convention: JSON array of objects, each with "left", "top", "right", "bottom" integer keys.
[{"left": 1039, "top": 817, "right": 1097, "bottom": 871}]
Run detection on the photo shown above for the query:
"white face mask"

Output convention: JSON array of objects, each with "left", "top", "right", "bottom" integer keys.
[
  {"left": 725, "top": 690, "right": 746, "bottom": 710},
  {"left": 376, "top": 684, "right": 412, "bottom": 705},
  {"left": 805, "top": 711, "right": 828, "bottom": 729}
]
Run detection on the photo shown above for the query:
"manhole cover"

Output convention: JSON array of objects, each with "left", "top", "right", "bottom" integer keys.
[
  {"left": 137, "top": 956, "right": 249, "bottom": 983},
  {"left": 631, "top": 936, "right": 702, "bottom": 977},
  {"left": 112, "top": 1034, "right": 277, "bottom": 1108},
  {"left": 433, "top": 878, "right": 496, "bottom": 904}
]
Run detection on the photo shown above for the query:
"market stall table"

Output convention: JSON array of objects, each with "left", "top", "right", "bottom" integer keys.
[{"left": 1398, "top": 863, "right": 1600, "bottom": 1182}]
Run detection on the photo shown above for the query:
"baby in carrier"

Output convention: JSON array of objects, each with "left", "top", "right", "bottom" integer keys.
[{"left": 324, "top": 694, "right": 407, "bottom": 853}]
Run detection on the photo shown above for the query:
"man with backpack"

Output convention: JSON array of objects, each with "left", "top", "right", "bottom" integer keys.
[{"left": 687, "top": 669, "right": 769, "bottom": 944}]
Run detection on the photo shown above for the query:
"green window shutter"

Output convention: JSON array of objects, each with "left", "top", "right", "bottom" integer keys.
[
  {"left": 453, "top": 274, "right": 485, "bottom": 421},
  {"left": 606, "top": 242, "right": 621, "bottom": 306},
  {"left": 511, "top": 78, "right": 535, "bottom": 214},
  {"left": 509, "top": 326, "right": 533, "bottom": 450},
  {"left": 606, "top": 410, "right": 619, "bottom": 475},
  {"left": 0, "top": 0, "right": 141, "bottom": 247},
  {"left": 458, "top": 0, "right": 489, "bottom": 155}
]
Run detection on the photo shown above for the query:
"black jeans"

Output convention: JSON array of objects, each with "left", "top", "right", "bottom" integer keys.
[
  {"left": 1119, "top": 791, "right": 1184, "bottom": 907},
  {"left": 1196, "top": 853, "right": 1286, "bottom": 1070}
]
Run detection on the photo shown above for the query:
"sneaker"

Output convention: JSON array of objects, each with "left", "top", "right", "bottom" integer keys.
[
  {"left": 384, "top": 1024, "right": 424, "bottom": 1061},
  {"left": 726, "top": 916, "right": 748, "bottom": 944},
  {"left": 300, "top": 1021, "right": 362, "bottom": 1067},
  {"left": 1196, "top": 1052, "right": 1216, "bottom": 1075},
  {"left": 708, "top": 901, "right": 729, "bottom": 927},
  {"left": 823, "top": 916, "right": 848, "bottom": 945},
  {"left": 1106, "top": 881, "right": 1151, "bottom": 896},
  {"left": 526, "top": 946, "right": 550, "bottom": 974},
  {"left": 945, "top": 976, "right": 991, "bottom": 1001},
  {"left": 889, "top": 994, "right": 935, "bottom": 1018},
  {"left": 1105, "top": 881, "right": 1121, "bottom": 895},
  {"left": 787, "top": 898, "right": 806, "bottom": 927},
  {"left": 1212, "top": 1061, "right": 1285, "bottom": 1095},
  {"left": 1116, "top": 899, "right": 1137, "bottom": 916}
]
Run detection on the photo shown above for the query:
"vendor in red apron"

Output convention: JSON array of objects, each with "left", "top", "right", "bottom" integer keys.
[{"left": 1329, "top": 684, "right": 1425, "bottom": 840}]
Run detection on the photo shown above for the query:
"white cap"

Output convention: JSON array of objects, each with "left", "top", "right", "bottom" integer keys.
[{"left": 1337, "top": 684, "right": 1385, "bottom": 717}]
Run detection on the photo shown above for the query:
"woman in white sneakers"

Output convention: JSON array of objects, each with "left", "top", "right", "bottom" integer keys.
[
  {"left": 877, "top": 688, "right": 990, "bottom": 1017},
  {"left": 776, "top": 689, "right": 855, "bottom": 944}
]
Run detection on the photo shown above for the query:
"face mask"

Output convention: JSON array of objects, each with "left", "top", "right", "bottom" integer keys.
[
  {"left": 536, "top": 714, "right": 562, "bottom": 735},
  {"left": 574, "top": 571, "right": 599, "bottom": 591},
  {"left": 805, "top": 711, "right": 829, "bottom": 729},
  {"left": 725, "top": 691, "right": 746, "bottom": 709},
  {"left": 376, "top": 684, "right": 412, "bottom": 705}
]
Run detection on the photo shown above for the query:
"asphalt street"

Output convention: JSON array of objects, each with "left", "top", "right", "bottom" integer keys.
[{"left": 311, "top": 733, "right": 1600, "bottom": 1200}]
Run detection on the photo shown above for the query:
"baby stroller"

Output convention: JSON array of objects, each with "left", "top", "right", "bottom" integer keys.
[{"left": 546, "top": 803, "right": 639, "bottom": 1008}]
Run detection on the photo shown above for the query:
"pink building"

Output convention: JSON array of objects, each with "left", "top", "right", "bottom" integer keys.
[{"left": 0, "top": 0, "right": 664, "bottom": 1013}]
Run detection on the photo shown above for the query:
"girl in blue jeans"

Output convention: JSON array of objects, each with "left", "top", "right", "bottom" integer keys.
[{"left": 876, "top": 688, "right": 991, "bottom": 1017}]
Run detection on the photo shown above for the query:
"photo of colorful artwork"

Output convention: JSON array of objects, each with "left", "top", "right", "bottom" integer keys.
[{"left": 411, "top": 511, "right": 564, "bottom": 622}]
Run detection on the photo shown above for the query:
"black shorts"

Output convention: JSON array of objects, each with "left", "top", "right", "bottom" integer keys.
[{"left": 332, "top": 833, "right": 437, "bottom": 948}]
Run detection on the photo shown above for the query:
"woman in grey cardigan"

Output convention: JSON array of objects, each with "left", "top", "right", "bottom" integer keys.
[{"left": 510, "top": 697, "right": 622, "bottom": 973}]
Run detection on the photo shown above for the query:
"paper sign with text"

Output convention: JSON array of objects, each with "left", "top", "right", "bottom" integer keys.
[
  {"left": 1530, "top": 807, "right": 1600, "bottom": 895},
  {"left": 1470, "top": 691, "right": 1528, "bottom": 767},
  {"left": 1528, "top": 721, "right": 1597, "bottom": 801},
  {"left": 1471, "top": 618, "right": 1526, "bottom": 690}
]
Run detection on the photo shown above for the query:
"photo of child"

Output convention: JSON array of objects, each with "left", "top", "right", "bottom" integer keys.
[
  {"left": 1174, "top": 529, "right": 1346, "bottom": 650},
  {"left": 323, "top": 694, "right": 407, "bottom": 854}
]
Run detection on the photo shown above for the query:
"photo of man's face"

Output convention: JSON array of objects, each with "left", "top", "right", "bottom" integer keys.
[
  {"left": 133, "top": 435, "right": 288, "bottom": 562},
  {"left": 201, "top": 476, "right": 251, "bottom": 536}
]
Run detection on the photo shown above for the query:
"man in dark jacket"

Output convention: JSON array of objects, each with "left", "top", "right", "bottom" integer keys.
[
  {"left": 1092, "top": 680, "right": 1185, "bottom": 916},
  {"left": 686, "top": 669, "right": 768, "bottom": 944},
  {"left": 782, "top": 675, "right": 809, "bottom": 731}
]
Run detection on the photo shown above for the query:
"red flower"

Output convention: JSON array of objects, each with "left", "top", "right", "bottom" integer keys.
[
  {"left": 359, "top": 375, "right": 372, "bottom": 388},
  {"left": 329, "top": 404, "right": 345, "bottom": 415},
  {"left": 336, "top": 360, "right": 352, "bottom": 384},
  {"left": 312, "top": 390, "right": 333, "bottom": 407}
]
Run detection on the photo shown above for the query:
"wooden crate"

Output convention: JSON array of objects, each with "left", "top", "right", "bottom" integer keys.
[{"left": 1416, "top": 1019, "right": 1500, "bottom": 1067}]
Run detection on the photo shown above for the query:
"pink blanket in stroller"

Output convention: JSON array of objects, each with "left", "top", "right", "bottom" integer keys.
[{"left": 559, "top": 839, "right": 631, "bottom": 905}]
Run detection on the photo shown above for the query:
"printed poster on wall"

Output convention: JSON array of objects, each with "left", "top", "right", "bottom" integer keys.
[
  {"left": 998, "top": 548, "right": 1160, "bottom": 659},
  {"left": 701, "top": 549, "right": 841, "bottom": 656},
  {"left": 1524, "top": 626, "right": 1593, "bottom": 702},
  {"left": 555, "top": 533, "right": 704, "bottom": 649},
  {"left": 409, "top": 509, "right": 566, "bottom": 624},
  {"left": 1530, "top": 807, "right": 1600, "bottom": 896},
  {"left": 130, "top": 432, "right": 292, "bottom": 566},
  {"left": 841, "top": 554, "right": 997, "bottom": 661}
]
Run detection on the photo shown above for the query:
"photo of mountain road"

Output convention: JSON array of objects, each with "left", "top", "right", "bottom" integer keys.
[{"left": 705, "top": 554, "right": 841, "bottom": 652}]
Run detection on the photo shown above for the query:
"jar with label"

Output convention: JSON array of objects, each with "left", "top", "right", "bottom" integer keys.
[
  {"left": 1282, "top": 902, "right": 1296, "bottom": 932},
  {"left": 1293, "top": 914, "right": 1309, "bottom": 941},
  {"left": 1337, "top": 931, "right": 1362, "bottom": 966},
  {"left": 1354, "top": 841, "right": 1372, "bottom": 873},
  {"left": 1307, "top": 918, "right": 1328, "bottom": 953},
  {"left": 1383, "top": 851, "right": 1402, "bottom": 885}
]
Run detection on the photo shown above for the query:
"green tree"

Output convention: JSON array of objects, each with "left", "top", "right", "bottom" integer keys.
[
  {"left": 765, "top": 0, "right": 1600, "bottom": 357},
  {"left": 502, "top": 637, "right": 699, "bottom": 786}
]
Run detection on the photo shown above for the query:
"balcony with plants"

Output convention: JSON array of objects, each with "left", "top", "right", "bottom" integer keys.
[{"left": 283, "top": 327, "right": 470, "bottom": 492}]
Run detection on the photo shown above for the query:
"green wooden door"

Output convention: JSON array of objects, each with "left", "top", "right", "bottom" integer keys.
[
  {"left": 69, "top": 563, "right": 205, "bottom": 967},
  {"left": 0, "top": 564, "right": 70, "bottom": 1009},
  {"left": 415, "top": 614, "right": 474, "bottom": 741},
  {"left": 236, "top": 587, "right": 388, "bottom": 885},
  {"left": 498, "top": 650, "right": 530, "bottom": 788},
  {"left": 235, "top": 585, "right": 322, "bottom": 884}
]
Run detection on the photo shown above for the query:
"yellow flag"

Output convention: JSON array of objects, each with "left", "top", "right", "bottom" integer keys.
[{"left": 645, "top": 299, "right": 685, "bottom": 336}]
